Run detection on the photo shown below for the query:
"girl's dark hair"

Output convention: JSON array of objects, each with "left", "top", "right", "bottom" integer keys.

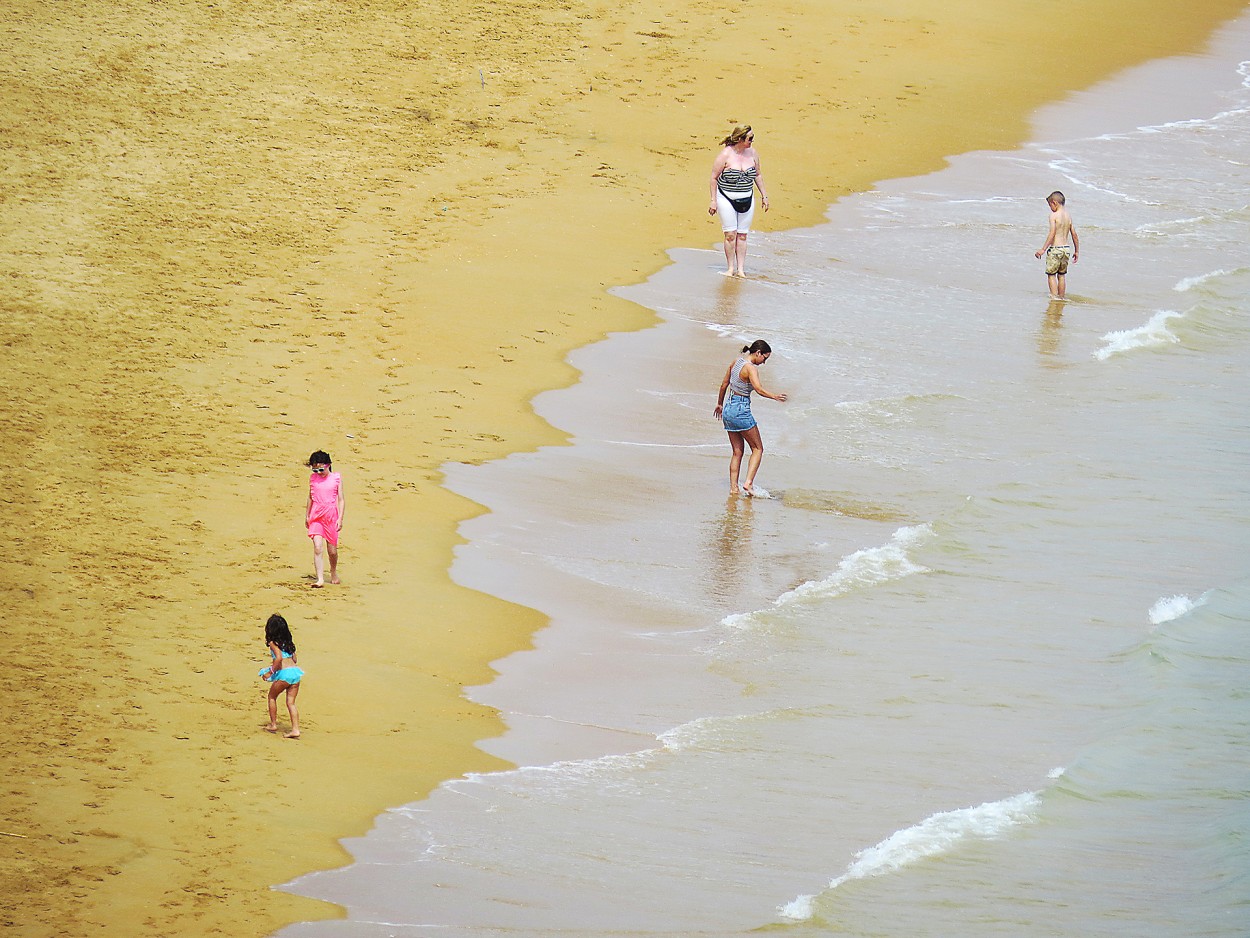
[
  {"left": 265, "top": 613, "right": 296, "bottom": 656},
  {"left": 741, "top": 339, "right": 772, "bottom": 355},
  {"left": 308, "top": 450, "right": 331, "bottom": 467}
]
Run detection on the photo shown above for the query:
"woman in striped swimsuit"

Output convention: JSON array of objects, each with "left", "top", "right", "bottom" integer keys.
[{"left": 708, "top": 124, "right": 770, "bottom": 277}]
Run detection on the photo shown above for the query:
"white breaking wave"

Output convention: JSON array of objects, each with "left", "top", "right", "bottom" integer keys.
[
  {"left": 1045, "top": 153, "right": 1144, "bottom": 203},
  {"left": 702, "top": 320, "right": 749, "bottom": 339},
  {"left": 605, "top": 440, "right": 723, "bottom": 449},
  {"left": 1149, "top": 592, "right": 1209, "bottom": 625},
  {"left": 778, "top": 790, "right": 1041, "bottom": 922},
  {"left": 409, "top": 746, "right": 667, "bottom": 809},
  {"left": 1094, "top": 309, "right": 1183, "bottom": 361},
  {"left": 1134, "top": 215, "right": 1209, "bottom": 236},
  {"left": 722, "top": 524, "right": 933, "bottom": 629},
  {"left": 1174, "top": 268, "right": 1234, "bottom": 292},
  {"left": 658, "top": 706, "right": 836, "bottom": 754}
]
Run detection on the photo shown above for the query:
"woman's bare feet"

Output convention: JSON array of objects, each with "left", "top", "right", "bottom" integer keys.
[
  {"left": 284, "top": 731, "right": 301, "bottom": 739},
  {"left": 263, "top": 724, "right": 279, "bottom": 733}
]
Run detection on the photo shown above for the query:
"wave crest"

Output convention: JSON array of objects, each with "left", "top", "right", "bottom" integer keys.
[
  {"left": 722, "top": 524, "right": 933, "bottom": 629},
  {"left": 1094, "top": 309, "right": 1183, "bottom": 361},
  {"left": 778, "top": 790, "right": 1040, "bottom": 922}
]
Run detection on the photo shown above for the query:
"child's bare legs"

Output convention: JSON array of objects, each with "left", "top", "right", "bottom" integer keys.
[
  {"left": 727, "top": 430, "right": 746, "bottom": 494},
  {"left": 1054, "top": 271, "right": 1067, "bottom": 299},
  {"left": 722, "top": 230, "right": 736, "bottom": 275},
  {"left": 734, "top": 232, "right": 749, "bottom": 277},
  {"left": 740, "top": 426, "right": 765, "bottom": 495},
  {"left": 311, "top": 534, "right": 327, "bottom": 587},
  {"left": 265, "top": 681, "right": 285, "bottom": 731},
  {"left": 327, "top": 542, "right": 339, "bottom": 585},
  {"left": 283, "top": 683, "right": 301, "bottom": 738},
  {"left": 264, "top": 681, "right": 301, "bottom": 737}
]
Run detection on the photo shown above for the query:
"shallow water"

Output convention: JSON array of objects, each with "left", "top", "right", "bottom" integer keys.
[{"left": 277, "top": 14, "right": 1250, "bottom": 937}]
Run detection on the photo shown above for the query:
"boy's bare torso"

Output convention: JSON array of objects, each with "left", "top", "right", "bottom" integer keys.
[{"left": 1049, "top": 207, "right": 1074, "bottom": 246}]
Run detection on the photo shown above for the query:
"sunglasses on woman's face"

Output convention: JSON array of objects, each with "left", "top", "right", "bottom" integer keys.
[{"left": 313, "top": 466, "right": 329, "bottom": 474}]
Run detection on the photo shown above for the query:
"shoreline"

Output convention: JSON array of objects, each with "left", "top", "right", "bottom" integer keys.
[
  {"left": 283, "top": 11, "right": 1250, "bottom": 927},
  {"left": 3, "top": 1, "right": 1246, "bottom": 935}
]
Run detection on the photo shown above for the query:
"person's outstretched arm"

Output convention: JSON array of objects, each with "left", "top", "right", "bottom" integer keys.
[{"left": 744, "top": 363, "right": 788, "bottom": 402}]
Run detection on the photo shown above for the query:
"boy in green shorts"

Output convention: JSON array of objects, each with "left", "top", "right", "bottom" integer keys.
[{"left": 1035, "top": 191, "right": 1080, "bottom": 299}]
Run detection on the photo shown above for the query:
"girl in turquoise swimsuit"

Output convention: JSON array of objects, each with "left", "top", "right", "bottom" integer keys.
[{"left": 259, "top": 613, "right": 303, "bottom": 738}]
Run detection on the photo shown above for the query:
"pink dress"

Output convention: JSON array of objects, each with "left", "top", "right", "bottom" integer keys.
[{"left": 307, "top": 471, "right": 342, "bottom": 545}]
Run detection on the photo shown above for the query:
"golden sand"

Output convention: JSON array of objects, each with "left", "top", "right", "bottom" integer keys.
[{"left": 2, "top": 0, "right": 1243, "bottom": 933}]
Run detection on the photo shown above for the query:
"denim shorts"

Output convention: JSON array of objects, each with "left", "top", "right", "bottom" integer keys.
[{"left": 722, "top": 394, "right": 757, "bottom": 432}]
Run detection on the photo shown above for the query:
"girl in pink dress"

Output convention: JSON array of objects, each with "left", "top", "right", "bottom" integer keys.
[{"left": 305, "top": 450, "right": 344, "bottom": 587}]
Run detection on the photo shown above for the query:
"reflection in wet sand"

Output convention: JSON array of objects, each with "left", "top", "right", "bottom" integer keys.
[
  {"left": 706, "top": 493, "right": 757, "bottom": 603},
  {"left": 780, "top": 489, "right": 912, "bottom": 523},
  {"left": 1037, "top": 297, "right": 1066, "bottom": 358}
]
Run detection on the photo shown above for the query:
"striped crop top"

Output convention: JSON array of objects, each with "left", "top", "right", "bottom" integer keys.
[
  {"left": 728, "top": 357, "right": 753, "bottom": 397},
  {"left": 717, "top": 165, "right": 758, "bottom": 197}
]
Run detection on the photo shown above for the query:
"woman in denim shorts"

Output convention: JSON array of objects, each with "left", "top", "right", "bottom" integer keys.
[{"left": 713, "top": 339, "right": 789, "bottom": 496}]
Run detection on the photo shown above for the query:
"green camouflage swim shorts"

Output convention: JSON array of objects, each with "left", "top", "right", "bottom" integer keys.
[{"left": 1045, "top": 245, "right": 1073, "bottom": 275}]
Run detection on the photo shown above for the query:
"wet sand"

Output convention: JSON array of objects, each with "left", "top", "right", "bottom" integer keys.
[{"left": 1, "top": 0, "right": 1244, "bottom": 934}]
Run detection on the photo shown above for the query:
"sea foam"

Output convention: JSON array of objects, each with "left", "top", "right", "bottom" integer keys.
[
  {"left": 1148, "top": 592, "right": 1208, "bottom": 625},
  {"left": 778, "top": 790, "right": 1040, "bottom": 922},
  {"left": 1094, "top": 309, "right": 1183, "bottom": 360},
  {"left": 1174, "top": 268, "right": 1236, "bottom": 292},
  {"left": 722, "top": 524, "right": 933, "bottom": 630}
]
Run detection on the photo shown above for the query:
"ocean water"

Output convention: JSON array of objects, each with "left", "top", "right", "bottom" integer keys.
[{"left": 277, "top": 14, "right": 1250, "bottom": 938}]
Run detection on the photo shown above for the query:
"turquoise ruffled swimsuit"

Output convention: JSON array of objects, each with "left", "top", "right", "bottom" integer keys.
[{"left": 259, "top": 644, "right": 304, "bottom": 684}]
